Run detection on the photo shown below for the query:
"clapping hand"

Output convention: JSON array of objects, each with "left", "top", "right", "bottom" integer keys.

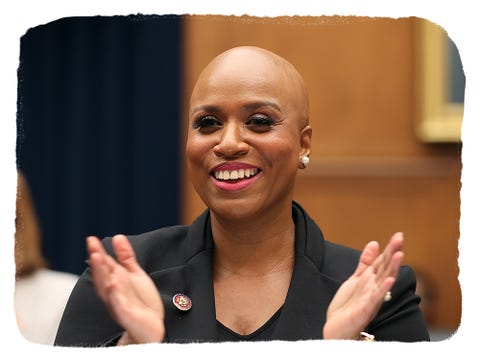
[
  {"left": 323, "top": 232, "right": 404, "bottom": 340},
  {"left": 87, "top": 235, "right": 165, "bottom": 345}
]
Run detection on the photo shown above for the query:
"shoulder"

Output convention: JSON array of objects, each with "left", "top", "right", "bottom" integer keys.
[
  {"left": 37, "top": 268, "right": 79, "bottom": 284},
  {"left": 323, "top": 240, "right": 361, "bottom": 276},
  {"left": 16, "top": 268, "right": 79, "bottom": 294},
  {"left": 368, "top": 265, "right": 428, "bottom": 340},
  {"left": 322, "top": 240, "right": 416, "bottom": 288},
  {"left": 102, "top": 225, "right": 191, "bottom": 273},
  {"left": 98, "top": 209, "right": 211, "bottom": 277},
  {"left": 129, "top": 225, "right": 190, "bottom": 256},
  {"left": 314, "top": 240, "right": 361, "bottom": 284}
]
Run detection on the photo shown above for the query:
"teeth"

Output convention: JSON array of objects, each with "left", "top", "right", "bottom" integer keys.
[{"left": 214, "top": 168, "right": 258, "bottom": 181}]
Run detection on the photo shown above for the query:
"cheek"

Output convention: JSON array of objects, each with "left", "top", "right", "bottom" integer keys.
[
  {"left": 260, "top": 135, "right": 300, "bottom": 168},
  {"left": 185, "top": 135, "right": 213, "bottom": 173}
]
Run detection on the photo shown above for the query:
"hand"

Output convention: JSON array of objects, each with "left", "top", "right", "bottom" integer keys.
[
  {"left": 323, "top": 232, "right": 404, "bottom": 340},
  {"left": 87, "top": 235, "right": 165, "bottom": 345}
]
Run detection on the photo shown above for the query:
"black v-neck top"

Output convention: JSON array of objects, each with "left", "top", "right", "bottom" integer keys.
[
  {"left": 55, "top": 202, "right": 430, "bottom": 346},
  {"left": 216, "top": 306, "right": 283, "bottom": 341}
]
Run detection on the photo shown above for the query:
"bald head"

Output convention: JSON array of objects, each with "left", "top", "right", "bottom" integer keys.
[
  {"left": 186, "top": 46, "right": 313, "bottom": 219},
  {"left": 190, "top": 46, "right": 309, "bottom": 128}
]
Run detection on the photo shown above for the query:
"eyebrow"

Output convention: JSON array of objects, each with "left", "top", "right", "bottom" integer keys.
[
  {"left": 191, "top": 101, "right": 282, "bottom": 116},
  {"left": 243, "top": 101, "right": 282, "bottom": 112}
]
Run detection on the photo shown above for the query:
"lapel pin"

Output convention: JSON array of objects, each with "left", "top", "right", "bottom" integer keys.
[{"left": 172, "top": 293, "right": 192, "bottom": 311}]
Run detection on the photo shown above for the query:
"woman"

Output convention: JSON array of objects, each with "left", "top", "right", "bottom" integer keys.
[
  {"left": 15, "top": 171, "right": 79, "bottom": 345},
  {"left": 54, "top": 46, "right": 430, "bottom": 346}
]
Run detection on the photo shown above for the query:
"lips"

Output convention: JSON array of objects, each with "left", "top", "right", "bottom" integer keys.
[{"left": 211, "top": 163, "right": 261, "bottom": 191}]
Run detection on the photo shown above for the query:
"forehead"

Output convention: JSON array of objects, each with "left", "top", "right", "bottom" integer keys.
[
  {"left": 192, "top": 51, "right": 292, "bottom": 101},
  {"left": 197, "top": 56, "right": 285, "bottom": 90}
]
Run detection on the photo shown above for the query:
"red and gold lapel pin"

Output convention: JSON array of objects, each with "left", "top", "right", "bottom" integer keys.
[{"left": 172, "top": 293, "right": 192, "bottom": 311}]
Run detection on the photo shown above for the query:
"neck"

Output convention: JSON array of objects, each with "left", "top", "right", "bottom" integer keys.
[{"left": 211, "top": 203, "right": 295, "bottom": 278}]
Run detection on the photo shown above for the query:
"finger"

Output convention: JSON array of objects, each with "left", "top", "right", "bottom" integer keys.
[
  {"left": 87, "top": 236, "right": 117, "bottom": 299},
  {"left": 86, "top": 236, "right": 106, "bottom": 277},
  {"left": 112, "top": 234, "right": 143, "bottom": 273},
  {"left": 86, "top": 236, "right": 107, "bottom": 257},
  {"left": 357, "top": 240, "right": 403, "bottom": 302},
  {"left": 370, "top": 276, "right": 396, "bottom": 308},
  {"left": 384, "top": 251, "right": 404, "bottom": 281},
  {"left": 88, "top": 251, "right": 109, "bottom": 300},
  {"left": 374, "top": 233, "right": 404, "bottom": 283},
  {"left": 382, "top": 232, "right": 404, "bottom": 265},
  {"left": 354, "top": 241, "right": 379, "bottom": 276},
  {"left": 356, "top": 265, "right": 396, "bottom": 308},
  {"left": 390, "top": 231, "right": 404, "bottom": 248},
  {"left": 374, "top": 257, "right": 403, "bottom": 296},
  {"left": 372, "top": 232, "right": 403, "bottom": 273}
]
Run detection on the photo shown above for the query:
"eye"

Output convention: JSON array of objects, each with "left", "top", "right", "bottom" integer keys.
[
  {"left": 245, "top": 114, "right": 276, "bottom": 133},
  {"left": 192, "top": 115, "right": 222, "bottom": 134}
]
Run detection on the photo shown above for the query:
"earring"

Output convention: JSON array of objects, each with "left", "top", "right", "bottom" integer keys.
[{"left": 299, "top": 155, "right": 310, "bottom": 169}]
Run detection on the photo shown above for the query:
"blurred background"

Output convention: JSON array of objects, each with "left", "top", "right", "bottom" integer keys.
[{"left": 16, "top": 15, "right": 462, "bottom": 340}]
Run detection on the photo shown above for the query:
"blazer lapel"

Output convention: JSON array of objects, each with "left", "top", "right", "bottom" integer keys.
[
  {"left": 272, "top": 256, "right": 341, "bottom": 340},
  {"left": 150, "top": 211, "right": 219, "bottom": 343},
  {"left": 147, "top": 203, "right": 343, "bottom": 342},
  {"left": 272, "top": 203, "right": 343, "bottom": 340}
]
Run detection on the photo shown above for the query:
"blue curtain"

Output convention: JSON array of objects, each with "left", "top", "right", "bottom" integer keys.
[{"left": 16, "top": 15, "right": 182, "bottom": 275}]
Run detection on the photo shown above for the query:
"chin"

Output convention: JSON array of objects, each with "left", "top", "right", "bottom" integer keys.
[{"left": 207, "top": 197, "right": 266, "bottom": 221}]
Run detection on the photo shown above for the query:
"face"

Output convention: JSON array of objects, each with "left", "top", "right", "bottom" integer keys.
[{"left": 186, "top": 47, "right": 311, "bottom": 221}]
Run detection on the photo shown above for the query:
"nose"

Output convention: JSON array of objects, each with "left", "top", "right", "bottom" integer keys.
[{"left": 213, "top": 121, "right": 249, "bottom": 158}]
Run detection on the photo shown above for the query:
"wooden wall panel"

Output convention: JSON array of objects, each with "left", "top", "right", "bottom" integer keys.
[{"left": 180, "top": 15, "right": 462, "bottom": 331}]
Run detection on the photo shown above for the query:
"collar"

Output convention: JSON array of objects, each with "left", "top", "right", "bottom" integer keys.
[{"left": 152, "top": 202, "right": 340, "bottom": 342}]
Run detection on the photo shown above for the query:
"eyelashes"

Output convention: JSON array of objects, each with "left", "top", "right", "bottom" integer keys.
[
  {"left": 192, "top": 116, "right": 221, "bottom": 130},
  {"left": 246, "top": 115, "right": 276, "bottom": 127},
  {"left": 192, "top": 114, "right": 279, "bottom": 133}
]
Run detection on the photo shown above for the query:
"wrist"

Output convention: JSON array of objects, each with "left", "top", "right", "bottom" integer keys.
[
  {"left": 117, "top": 325, "right": 165, "bottom": 346},
  {"left": 323, "top": 323, "right": 375, "bottom": 341}
]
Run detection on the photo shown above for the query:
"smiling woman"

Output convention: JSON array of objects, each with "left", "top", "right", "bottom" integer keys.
[
  {"left": 54, "top": 46, "right": 430, "bottom": 346},
  {"left": 186, "top": 47, "right": 310, "bottom": 223}
]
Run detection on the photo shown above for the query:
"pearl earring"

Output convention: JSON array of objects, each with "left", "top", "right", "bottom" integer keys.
[{"left": 299, "top": 155, "right": 310, "bottom": 169}]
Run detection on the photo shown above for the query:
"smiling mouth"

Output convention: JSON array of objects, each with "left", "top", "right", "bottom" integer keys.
[{"left": 213, "top": 168, "right": 260, "bottom": 181}]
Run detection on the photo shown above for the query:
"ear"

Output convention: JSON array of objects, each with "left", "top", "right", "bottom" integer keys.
[{"left": 299, "top": 125, "right": 312, "bottom": 158}]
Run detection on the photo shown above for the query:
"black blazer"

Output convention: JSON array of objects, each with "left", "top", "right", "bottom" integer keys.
[{"left": 54, "top": 202, "right": 430, "bottom": 346}]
